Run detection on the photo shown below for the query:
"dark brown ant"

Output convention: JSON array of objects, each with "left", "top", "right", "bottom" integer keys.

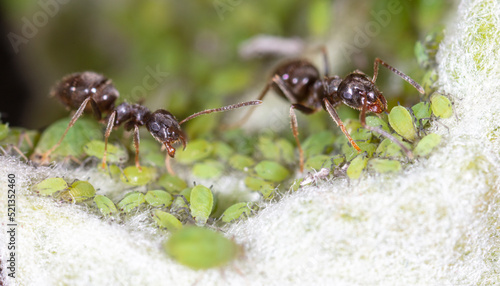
[
  {"left": 37, "top": 71, "right": 119, "bottom": 163},
  {"left": 101, "top": 100, "right": 261, "bottom": 173},
  {"left": 230, "top": 50, "right": 425, "bottom": 172}
]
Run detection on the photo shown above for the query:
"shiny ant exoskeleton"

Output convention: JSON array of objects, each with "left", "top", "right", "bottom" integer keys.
[
  {"left": 230, "top": 50, "right": 425, "bottom": 172},
  {"left": 37, "top": 71, "right": 119, "bottom": 163},
  {"left": 39, "top": 71, "right": 261, "bottom": 172}
]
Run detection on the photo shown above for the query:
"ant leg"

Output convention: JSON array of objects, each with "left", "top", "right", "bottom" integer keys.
[
  {"left": 358, "top": 95, "right": 414, "bottom": 159},
  {"left": 41, "top": 96, "right": 93, "bottom": 163},
  {"left": 323, "top": 98, "right": 362, "bottom": 152},
  {"left": 165, "top": 155, "right": 175, "bottom": 175},
  {"left": 179, "top": 100, "right": 262, "bottom": 125},
  {"left": 372, "top": 58, "right": 425, "bottom": 94},
  {"left": 289, "top": 104, "right": 316, "bottom": 173},
  {"left": 101, "top": 111, "right": 116, "bottom": 169},
  {"left": 132, "top": 124, "right": 142, "bottom": 171},
  {"left": 222, "top": 83, "right": 272, "bottom": 129}
]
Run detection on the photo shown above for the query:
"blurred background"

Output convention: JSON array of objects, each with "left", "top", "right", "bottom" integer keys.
[{"left": 0, "top": 0, "right": 454, "bottom": 137}]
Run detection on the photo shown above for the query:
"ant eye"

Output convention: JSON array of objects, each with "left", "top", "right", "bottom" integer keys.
[{"left": 149, "top": 122, "right": 160, "bottom": 132}]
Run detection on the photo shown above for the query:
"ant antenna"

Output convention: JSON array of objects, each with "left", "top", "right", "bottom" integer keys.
[{"left": 179, "top": 100, "right": 262, "bottom": 125}]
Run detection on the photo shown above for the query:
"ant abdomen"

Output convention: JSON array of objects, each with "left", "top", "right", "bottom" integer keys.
[{"left": 51, "top": 71, "right": 119, "bottom": 116}]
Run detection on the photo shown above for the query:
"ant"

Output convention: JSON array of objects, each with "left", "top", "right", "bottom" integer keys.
[
  {"left": 39, "top": 71, "right": 261, "bottom": 172},
  {"left": 229, "top": 49, "right": 425, "bottom": 172},
  {"left": 101, "top": 100, "right": 261, "bottom": 173}
]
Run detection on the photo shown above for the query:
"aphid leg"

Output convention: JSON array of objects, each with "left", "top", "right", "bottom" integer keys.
[
  {"left": 372, "top": 58, "right": 425, "bottom": 94},
  {"left": 165, "top": 154, "right": 175, "bottom": 176},
  {"left": 179, "top": 100, "right": 262, "bottom": 125},
  {"left": 132, "top": 124, "right": 142, "bottom": 171},
  {"left": 101, "top": 111, "right": 116, "bottom": 169},
  {"left": 323, "top": 98, "right": 361, "bottom": 152},
  {"left": 222, "top": 83, "right": 272, "bottom": 130},
  {"left": 359, "top": 96, "right": 414, "bottom": 159},
  {"left": 40, "top": 96, "right": 93, "bottom": 163}
]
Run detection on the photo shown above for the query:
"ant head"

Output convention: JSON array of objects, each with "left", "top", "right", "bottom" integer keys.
[
  {"left": 145, "top": 109, "right": 186, "bottom": 158},
  {"left": 337, "top": 73, "right": 387, "bottom": 113}
]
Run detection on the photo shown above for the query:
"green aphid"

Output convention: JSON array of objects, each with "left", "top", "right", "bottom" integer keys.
[
  {"left": 365, "top": 116, "right": 391, "bottom": 138},
  {"left": 368, "top": 158, "right": 402, "bottom": 173},
  {"left": 304, "top": 155, "right": 332, "bottom": 171},
  {"left": 0, "top": 123, "right": 9, "bottom": 141},
  {"left": 375, "top": 138, "right": 412, "bottom": 159},
  {"left": 153, "top": 210, "right": 183, "bottom": 231},
  {"left": 420, "top": 70, "right": 439, "bottom": 94},
  {"left": 221, "top": 202, "right": 254, "bottom": 223},
  {"left": 59, "top": 181, "right": 96, "bottom": 203},
  {"left": 145, "top": 190, "right": 173, "bottom": 208},
  {"left": 350, "top": 126, "right": 372, "bottom": 142},
  {"left": 302, "top": 131, "right": 335, "bottom": 158},
  {"left": 32, "top": 177, "right": 68, "bottom": 196},
  {"left": 411, "top": 102, "right": 432, "bottom": 127},
  {"left": 388, "top": 106, "right": 417, "bottom": 141},
  {"left": 120, "top": 166, "right": 157, "bottom": 186},
  {"left": 257, "top": 136, "right": 279, "bottom": 160},
  {"left": 430, "top": 94, "right": 453, "bottom": 118},
  {"left": 1, "top": 127, "right": 40, "bottom": 156},
  {"left": 221, "top": 129, "right": 256, "bottom": 156},
  {"left": 192, "top": 160, "right": 224, "bottom": 178},
  {"left": 157, "top": 174, "right": 187, "bottom": 194},
  {"left": 290, "top": 178, "right": 303, "bottom": 192},
  {"left": 257, "top": 137, "right": 294, "bottom": 163},
  {"left": 189, "top": 185, "right": 214, "bottom": 226},
  {"left": 98, "top": 164, "right": 122, "bottom": 177},
  {"left": 117, "top": 191, "right": 146, "bottom": 212},
  {"left": 170, "top": 187, "right": 192, "bottom": 213},
  {"left": 414, "top": 133, "right": 441, "bottom": 157},
  {"left": 254, "top": 160, "right": 290, "bottom": 182},
  {"left": 276, "top": 139, "right": 295, "bottom": 164},
  {"left": 163, "top": 226, "right": 240, "bottom": 270},
  {"left": 229, "top": 154, "right": 255, "bottom": 171},
  {"left": 94, "top": 195, "right": 117, "bottom": 216},
  {"left": 343, "top": 142, "right": 377, "bottom": 161},
  {"left": 84, "top": 140, "right": 128, "bottom": 164},
  {"left": 347, "top": 154, "right": 368, "bottom": 179},
  {"left": 137, "top": 138, "right": 164, "bottom": 167},
  {"left": 33, "top": 116, "right": 102, "bottom": 160},
  {"left": 213, "top": 141, "right": 234, "bottom": 162},
  {"left": 175, "top": 139, "right": 213, "bottom": 164},
  {"left": 244, "top": 177, "right": 275, "bottom": 199}
]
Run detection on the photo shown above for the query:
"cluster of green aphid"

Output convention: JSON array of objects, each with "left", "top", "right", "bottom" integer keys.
[
  {"left": 31, "top": 176, "right": 247, "bottom": 269},
  {"left": 8, "top": 30, "right": 451, "bottom": 270}
]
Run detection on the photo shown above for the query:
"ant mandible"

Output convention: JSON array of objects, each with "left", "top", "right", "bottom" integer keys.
[
  {"left": 101, "top": 100, "right": 261, "bottom": 173},
  {"left": 39, "top": 71, "right": 261, "bottom": 172},
  {"left": 230, "top": 49, "right": 425, "bottom": 172}
]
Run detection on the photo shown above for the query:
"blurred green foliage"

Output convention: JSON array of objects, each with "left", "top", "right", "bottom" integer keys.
[{"left": 4, "top": 0, "right": 451, "bottom": 133}]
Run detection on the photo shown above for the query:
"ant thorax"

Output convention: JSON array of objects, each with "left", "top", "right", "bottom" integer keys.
[
  {"left": 114, "top": 103, "right": 151, "bottom": 129},
  {"left": 52, "top": 71, "right": 119, "bottom": 114}
]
